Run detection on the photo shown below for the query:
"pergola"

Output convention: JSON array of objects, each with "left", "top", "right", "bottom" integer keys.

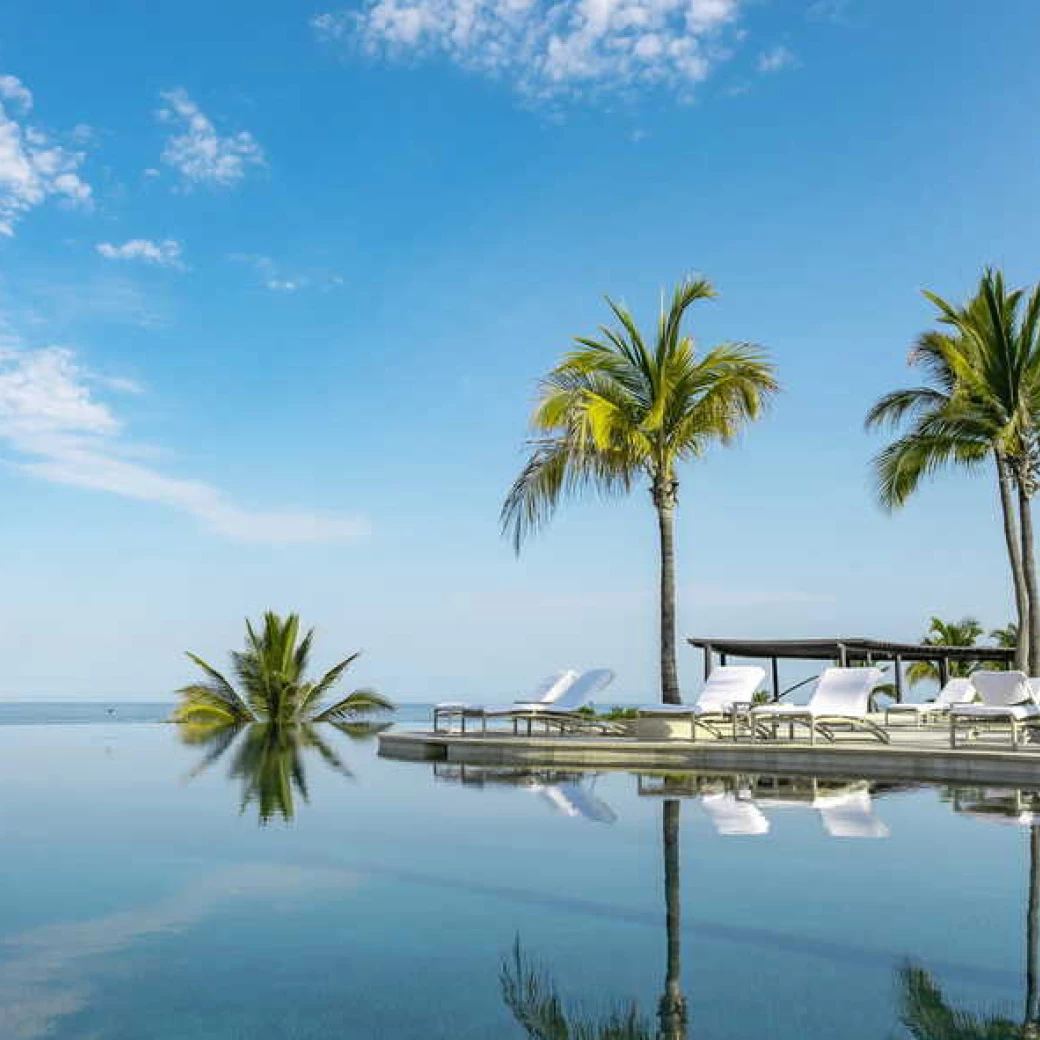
[{"left": 687, "top": 636, "right": 1015, "bottom": 702}]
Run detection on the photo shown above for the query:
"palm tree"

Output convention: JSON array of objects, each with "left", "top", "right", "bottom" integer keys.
[
  {"left": 866, "top": 270, "right": 1040, "bottom": 673},
  {"left": 906, "top": 617, "right": 984, "bottom": 687},
  {"left": 501, "top": 277, "right": 778, "bottom": 703},
  {"left": 993, "top": 623, "right": 1021, "bottom": 650},
  {"left": 172, "top": 611, "right": 394, "bottom": 725}
]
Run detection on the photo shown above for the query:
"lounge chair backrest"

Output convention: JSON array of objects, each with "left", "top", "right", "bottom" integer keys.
[
  {"left": 532, "top": 670, "right": 580, "bottom": 705},
  {"left": 696, "top": 666, "right": 767, "bottom": 712},
  {"left": 972, "top": 670, "right": 1033, "bottom": 707},
  {"left": 808, "top": 667, "right": 883, "bottom": 716},
  {"left": 552, "top": 668, "right": 615, "bottom": 710},
  {"left": 936, "top": 677, "right": 976, "bottom": 707}
]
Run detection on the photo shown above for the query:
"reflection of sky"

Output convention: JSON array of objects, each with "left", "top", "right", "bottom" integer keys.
[
  {"left": 1, "top": 864, "right": 361, "bottom": 1040},
  {"left": 0, "top": 724, "right": 1036, "bottom": 1039}
]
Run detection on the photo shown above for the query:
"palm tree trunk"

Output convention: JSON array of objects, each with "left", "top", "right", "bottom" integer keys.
[
  {"left": 1018, "top": 478, "right": 1040, "bottom": 675},
  {"left": 1026, "top": 827, "right": 1040, "bottom": 1028},
  {"left": 657, "top": 799, "right": 688, "bottom": 1040},
  {"left": 997, "top": 451, "right": 1030, "bottom": 671},
  {"left": 654, "top": 483, "right": 681, "bottom": 705}
]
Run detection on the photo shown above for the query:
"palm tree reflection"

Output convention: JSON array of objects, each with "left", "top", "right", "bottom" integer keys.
[
  {"left": 500, "top": 798, "right": 688, "bottom": 1039},
  {"left": 180, "top": 720, "right": 388, "bottom": 824},
  {"left": 899, "top": 792, "right": 1040, "bottom": 1039}
]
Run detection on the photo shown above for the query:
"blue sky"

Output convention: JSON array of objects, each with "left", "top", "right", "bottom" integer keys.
[{"left": 0, "top": 0, "right": 1036, "bottom": 701}]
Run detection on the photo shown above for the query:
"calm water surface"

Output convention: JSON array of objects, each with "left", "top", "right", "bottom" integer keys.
[{"left": 0, "top": 706, "right": 1035, "bottom": 1038}]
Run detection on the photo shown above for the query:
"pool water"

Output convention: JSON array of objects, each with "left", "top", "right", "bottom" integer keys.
[{"left": 0, "top": 711, "right": 1035, "bottom": 1039}]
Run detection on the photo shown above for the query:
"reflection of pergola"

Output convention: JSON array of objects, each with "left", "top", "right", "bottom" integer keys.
[{"left": 688, "top": 636, "right": 1015, "bottom": 702}]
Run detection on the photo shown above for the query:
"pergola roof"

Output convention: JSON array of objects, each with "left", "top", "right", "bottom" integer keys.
[{"left": 686, "top": 636, "right": 1013, "bottom": 663}]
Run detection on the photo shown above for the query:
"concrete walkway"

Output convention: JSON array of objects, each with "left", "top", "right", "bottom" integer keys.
[{"left": 379, "top": 718, "right": 1040, "bottom": 786}]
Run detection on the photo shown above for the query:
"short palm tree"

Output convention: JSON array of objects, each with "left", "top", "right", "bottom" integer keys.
[
  {"left": 866, "top": 270, "right": 1040, "bottom": 672},
  {"left": 993, "top": 622, "right": 1020, "bottom": 651},
  {"left": 906, "top": 617, "right": 984, "bottom": 686},
  {"left": 173, "top": 611, "right": 394, "bottom": 725},
  {"left": 501, "top": 277, "right": 778, "bottom": 703}
]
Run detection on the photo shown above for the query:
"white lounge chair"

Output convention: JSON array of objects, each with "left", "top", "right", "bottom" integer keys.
[
  {"left": 749, "top": 667, "right": 888, "bottom": 745},
  {"left": 700, "top": 790, "right": 770, "bottom": 836},
  {"left": 815, "top": 786, "right": 890, "bottom": 839},
  {"left": 637, "top": 665, "right": 767, "bottom": 740},
  {"left": 534, "top": 782, "right": 618, "bottom": 824},
  {"left": 949, "top": 670, "right": 1040, "bottom": 749},
  {"left": 501, "top": 668, "right": 616, "bottom": 734},
  {"left": 884, "top": 677, "right": 976, "bottom": 727},
  {"left": 753, "top": 778, "right": 889, "bottom": 838},
  {"left": 433, "top": 669, "right": 578, "bottom": 733}
]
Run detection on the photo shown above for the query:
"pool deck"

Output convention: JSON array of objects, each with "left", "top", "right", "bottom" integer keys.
[{"left": 379, "top": 719, "right": 1040, "bottom": 786}]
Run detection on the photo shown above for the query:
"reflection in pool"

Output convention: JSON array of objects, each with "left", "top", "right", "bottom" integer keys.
[{"left": 1, "top": 720, "right": 1040, "bottom": 1038}]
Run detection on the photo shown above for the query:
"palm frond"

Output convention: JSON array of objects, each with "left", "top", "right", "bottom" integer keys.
[{"left": 311, "top": 687, "right": 395, "bottom": 722}]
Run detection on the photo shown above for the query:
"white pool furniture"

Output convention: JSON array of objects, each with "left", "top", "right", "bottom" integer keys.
[
  {"left": 483, "top": 668, "right": 617, "bottom": 735},
  {"left": 700, "top": 790, "right": 770, "bottom": 835},
  {"left": 433, "top": 670, "right": 578, "bottom": 733},
  {"left": 815, "top": 785, "right": 890, "bottom": 838},
  {"left": 637, "top": 665, "right": 767, "bottom": 740},
  {"left": 749, "top": 667, "right": 888, "bottom": 745},
  {"left": 535, "top": 781, "right": 618, "bottom": 824},
  {"left": 949, "top": 670, "right": 1040, "bottom": 749},
  {"left": 884, "top": 677, "right": 976, "bottom": 727}
]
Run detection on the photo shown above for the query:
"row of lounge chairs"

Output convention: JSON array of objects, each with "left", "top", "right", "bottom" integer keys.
[{"left": 432, "top": 665, "right": 1040, "bottom": 749}]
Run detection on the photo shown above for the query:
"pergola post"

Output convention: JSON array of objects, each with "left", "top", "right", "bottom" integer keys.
[
  {"left": 837, "top": 643, "right": 848, "bottom": 667},
  {"left": 719, "top": 652, "right": 728, "bottom": 666},
  {"left": 771, "top": 657, "right": 780, "bottom": 702},
  {"left": 894, "top": 655, "right": 903, "bottom": 703},
  {"left": 938, "top": 657, "right": 950, "bottom": 688},
  {"left": 703, "top": 645, "right": 713, "bottom": 681}
]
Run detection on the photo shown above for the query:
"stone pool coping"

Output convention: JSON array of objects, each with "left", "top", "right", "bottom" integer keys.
[{"left": 378, "top": 726, "right": 1040, "bottom": 786}]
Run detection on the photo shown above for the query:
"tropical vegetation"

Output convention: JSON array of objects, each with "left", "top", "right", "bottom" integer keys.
[
  {"left": 172, "top": 611, "right": 394, "bottom": 725},
  {"left": 906, "top": 616, "right": 986, "bottom": 686},
  {"left": 501, "top": 276, "right": 778, "bottom": 703},
  {"left": 867, "top": 269, "right": 1040, "bottom": 673}
]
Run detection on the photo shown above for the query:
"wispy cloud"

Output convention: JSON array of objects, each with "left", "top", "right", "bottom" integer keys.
[
  {"left": 231, "top": 253, "right": 344, "bottom": 293},
  {"left": 157, "top": 88, "right": 265, "bottom": 187},
  {"left": 313, "top": 0, "right": 746, "bottom": 102},
  {"left": 808, "top": 0, "right": 851, "bottom": 22},
  {"left": 0, "top": 73, "right": 92, "bottom": 236},
  {"left": 96, "top": 238, "right": 185, "bottom": 269},
  {"left": 757, "top": 44, "right": 796, "bottom": 73},
  {"left": 0, "top": 334, "right": 367, "bottom": 544}
]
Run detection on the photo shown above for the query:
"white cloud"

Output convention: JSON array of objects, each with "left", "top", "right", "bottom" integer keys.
[
  {"left": 157, "top": 88, "right": 265, "bottom": 186},
  {"left": 757, "top": 44, "right": 796, "bottom": 73},
  {"left": 0, "top": 74, "right": 92, "bottom": 236},
  {"left": 96, "top": 238, "right": 184, "bottom": 269},
  {"left": 314, "top": 0, "right": 745, "bottom": 101},
  {"left": 0, "top": 338, "right": 366, "bottom": 544},
  {"left": 231, "top": 253, "right": 315, "bottom": 293}
]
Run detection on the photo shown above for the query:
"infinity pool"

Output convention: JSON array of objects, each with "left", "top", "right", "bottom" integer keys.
[{"left": 0, "top": 708, "right": 1034, "bottom": 1039}]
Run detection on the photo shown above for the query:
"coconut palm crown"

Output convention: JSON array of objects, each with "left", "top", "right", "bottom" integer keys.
[
  {"left": 173, "top": 611, "right": 394, "bottom": 725},
  {"left": 501, "top": 276, "right": 778, "bottom": 703},
  {"left": 866, "top": 269, "right": 1040, "bottom": 672},
  {"left": 906, "top": 616, "right": 984, "bottom": 686}
]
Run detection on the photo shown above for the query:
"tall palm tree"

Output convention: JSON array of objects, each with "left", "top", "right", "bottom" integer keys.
[
  {"left": 502, "top": 277, "right": 778, "bottom": 703},
  {"left": 867, "top": 270, "right": 1040, "bottom": 672},
  {"left": 172, "top": 611, "right": 394, "bottom": 725},
  {"left": 906, "top": 617, "right": 984, "bottom": 686}
]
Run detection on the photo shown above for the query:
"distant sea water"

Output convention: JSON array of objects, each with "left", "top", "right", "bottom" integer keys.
[{"left": 0, "top": 701, "right": 434, "bottom": 726}]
